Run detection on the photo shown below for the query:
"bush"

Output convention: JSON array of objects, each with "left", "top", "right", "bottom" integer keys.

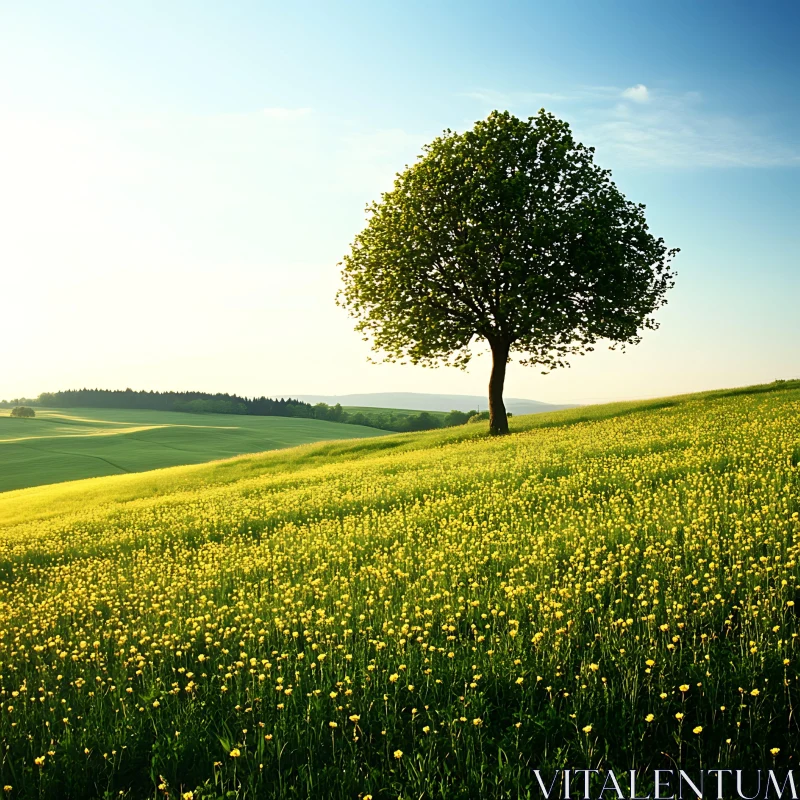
[
  {"left": 10, "top": 406, "right": 35, "bottom": 418},
  {"left": 404, "top": 412, "right": 441, "bottom": 432},
  {"left": 443, "top": 410, "right": 473, "bottom": 427},
  {"left": 467, "top": 410, "right": 511, "bottom": 424}
]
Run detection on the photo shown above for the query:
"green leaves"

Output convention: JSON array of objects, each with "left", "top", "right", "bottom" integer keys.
[{"left": 338, "top": 108, "right": 677, "bottom": 377}]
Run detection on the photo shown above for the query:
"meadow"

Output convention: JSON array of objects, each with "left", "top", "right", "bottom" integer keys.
[
  {"left": 0, "top": 381, "right": 798, "bottom": 798},
  {"left": 341, "top": 407, "right": 449, "bottom": 421},
  {"left": 0, "top": 408, "right": 386, "bottom": 493}
]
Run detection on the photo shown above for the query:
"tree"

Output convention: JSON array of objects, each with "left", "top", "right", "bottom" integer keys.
[
  {"left": 338, "top": 110, "right": 677, "bottom": 435},
  {"left": 406, "top": 411, "right": 441, "bottom": 432},
  {"left": 10, "top": 406, "right": 35, "bottom": 418},
  {"left": 443, "top": 409, "right": 471, "bottom": 427}
]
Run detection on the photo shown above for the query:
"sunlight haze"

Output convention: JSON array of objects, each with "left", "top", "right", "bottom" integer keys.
[{"left": 1, "top": 1, "right": 798, "bottom": 405}]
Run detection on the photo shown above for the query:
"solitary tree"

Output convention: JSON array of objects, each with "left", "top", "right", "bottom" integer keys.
[
  {"left": 10, "top": 406, "right": 35, "bottom": 418},
  {"left": 338, "top": 110, "right": 677, "bottom": 434}
]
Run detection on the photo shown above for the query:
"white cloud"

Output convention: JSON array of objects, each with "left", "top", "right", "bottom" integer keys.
[
  {"left": 579, "top": 93, "right": 800, "bottom": 168},
  {"left": 622, "top": 84, "right": 649, "bottom": 103},
  {"left": 462, "top": 86, "right": 619, "bottom": 108},
  {"left": 463, "top": 84, "right": 800, "bottom": 168}
]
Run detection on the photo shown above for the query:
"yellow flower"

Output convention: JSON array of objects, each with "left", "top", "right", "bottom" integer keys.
[
  {"left": 515, "top": 676, "right": 524, "bottom": 685},
  {"left": 349, "top": 715, "right": 360, "bottom": 723},
  {"left": 34, "top": 756, "right": 45, "bottom": 767},
  {"left": 750, "top": 689, "right": 760, "bottom": 697},
  {"left": 582, "top": 724, "right": 592, "bottom": 733},
  {"left": 679, "top": 684, "right": 690, "bottom": 692},
  {"left": 329, "top": 721, "right": 338, "bottom": 728},
  {"left": 229, "top": 748, "right": 241, "bottom": 758},
  {"left": 771, "top": 747, "right": 781, "bottom": 755},
  {"left": 693, "top": 726, "right": 703, "bottom": 735},
  {"left": 472, "top": 718, "right": 482, "bottom": 726},
  {"left": 645, "top": 714, "right": 655, "bottom": 723},
  {"left": 589, "top": 663, "right": 600, "bottom": 672},
  {"left": 675, "top": 712, "right": 684, "bottom": 720},
  {"left": 393, "top": 749, "right": 403, "bottom": 759}
]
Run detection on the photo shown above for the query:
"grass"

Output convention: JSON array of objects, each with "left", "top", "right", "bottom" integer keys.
[
  {"left": 0, "top": 407, "right": 388, "bottom": 493},
  {"left": 0, "top": 379, "right": 798, "bottom": 798},
  {"left": 342, "top": 406, "right": 450, "bottom": 420}
]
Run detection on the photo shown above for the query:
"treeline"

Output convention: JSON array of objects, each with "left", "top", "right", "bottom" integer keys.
[
  {"left": 313, "top": 406, "right": 488, "bottom": 433},
  {"left": 33, "top": 389, "right": 314, "bottom": 418},
  {"left": 0, "top": 397, "right": 37, "bottom": 408},
  {"left": 1, "top": 389, "right": 498, "bottom": 433}
]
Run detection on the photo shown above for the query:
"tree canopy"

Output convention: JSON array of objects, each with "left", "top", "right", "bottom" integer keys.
[
  {"left": 10, "top": 406, "right": 35, "bottom": 418},
  {"left": 338, "top": 109, "right": 677, "bottom": 434}
]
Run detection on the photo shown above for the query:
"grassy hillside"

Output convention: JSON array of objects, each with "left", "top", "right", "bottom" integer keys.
[
  {"left": 0, "top": 407, "right": 387, "bottom": 493},
  {"left": 0, "top": 380, "right": 798, "bottom": 798}
]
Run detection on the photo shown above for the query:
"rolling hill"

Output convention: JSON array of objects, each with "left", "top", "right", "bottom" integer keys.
[
  {"left": 0, "top": 406, "right": 387, "bottom": 493},
  {"left": 0, "top": 380, "right": 797, "bottom": 797},
  {"left": 293, "top": 391, "right": 576, "bottom": 415}
]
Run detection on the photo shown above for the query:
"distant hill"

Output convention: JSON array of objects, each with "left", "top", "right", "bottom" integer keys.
[
  {"left": 290, "top": 392, "right": 577, "bottom": 416},
  {"left": 0, "top": 406, "right": 387, "bottom": 493}
]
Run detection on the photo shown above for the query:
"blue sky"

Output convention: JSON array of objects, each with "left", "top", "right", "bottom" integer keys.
[{"left": 1, "top": 1, "right": 798, "bottom": 404}]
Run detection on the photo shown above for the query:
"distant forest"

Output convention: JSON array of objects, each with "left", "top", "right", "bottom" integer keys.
[{"left": 0, "top": 389, "right": 482, "bottom": 433}]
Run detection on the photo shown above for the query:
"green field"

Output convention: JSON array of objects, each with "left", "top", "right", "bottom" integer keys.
[
  {"left": 0, "top": 407, "right": 387, "bottom": 493},
  {"left": 342, "top": 405, "right": 450, "bottom": 419},
  {"left": 0, "top": 380, "right": 799, "bottom": 798}
]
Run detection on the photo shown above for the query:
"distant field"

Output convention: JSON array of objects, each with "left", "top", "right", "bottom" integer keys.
[
  {"left": 0, "top": 407, "right": 386, "bottom": 492},
  {"left": 342, "top": 405, "right": 450, "bottom": 419}
]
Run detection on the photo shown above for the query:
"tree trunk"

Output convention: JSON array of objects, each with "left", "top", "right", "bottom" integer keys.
[{"left": 488, "top": 341, "right": 510, "bottom": 436}]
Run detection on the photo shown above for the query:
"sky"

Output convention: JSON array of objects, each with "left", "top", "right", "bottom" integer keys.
[{"left": 1, "top": 0, "right": 798, "bottom": 405}]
